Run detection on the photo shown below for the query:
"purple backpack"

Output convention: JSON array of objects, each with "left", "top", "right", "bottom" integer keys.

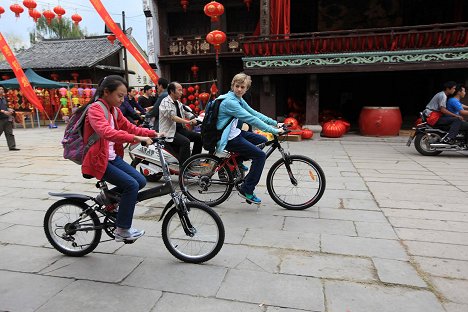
[{"left": 62, "top": 102, "right": 116, "bottom": 165}]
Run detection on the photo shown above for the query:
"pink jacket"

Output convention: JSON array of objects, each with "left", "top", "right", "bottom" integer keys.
[{"left": 81, "top": 99, "right": 156, "bottom": 179}]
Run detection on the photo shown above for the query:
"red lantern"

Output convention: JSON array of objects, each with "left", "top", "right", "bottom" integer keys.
[
  {"left": 187, "top": 86, "right": 195, "bottom": 94},
  {"left": 10, "top": 4, "right": 24, "bottom": 18},
  {"left": 194, "top": 84, "right": 200, "bottom": 91},
  {"left": 42, "top": 10, "right": 55, "bottom": 24},
  {"left": 180, "top": 0, "right": 189, "bottom": 12},
  {"left": 188, "top": 95, "right": 195, "bottom": 101},
  {"left": 107, "top": 34, "right": 116, "bottom": 44},
  {"left": 190, "top": 64, "right": 199, "bottom": 79},
  {"left": 244, "top": 0, "right": 252, "bottom": 11},
  {"left": 301, "top": 129, "right": 314, "bottom": 139},
  {"left": 50, "top": 73, "right": 59, "bottom": 81},
  {"left": 53, "top": 5, "right": 65, "bottom": 19},
  {"left": 321, "top": 120, "right": 347, "bottom": 138},
  {"left": 189, "top": 104, "right": 195, "bottom": 110},
  {"left": 71, "top": 72, "right": 79, "bottom": 80},
  {"left": 206, "top": 30, "right": 227, "bottom": 53},
  {"left": 29, "top": 9, "right": 41, "bottom": 22},
  {"left": 23, "top": 0, "right": 37, "bottom": 12},
  {"left": 284, "top": 117, "right": 300, "bottom": 130},
  {"left": 198, "top": 92, "right": 210, "bottom": 103},
  {"left": 204, "top": 1, "right": 224, "bottom": 22},
  {"left": 210, "top": 83, "right": 218, "bottom": 95},
  {"left": 2, "top": 75, "right": 10, "bottom": 80},
  {"left": 0, "top": 6, "right": 5, "bottom": 18},
  {"left": 71, "top": 13, "right": 82, "bottom": 26}
]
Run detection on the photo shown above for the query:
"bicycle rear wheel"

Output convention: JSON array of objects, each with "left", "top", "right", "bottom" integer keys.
[
  {"left": 179, "top": 154, "right": 233, "bottom": 206},
  {"left": 161, "top": 202, "right": 225, "bottom": 263},
  {"left": 44, "top": 199, "right": 102, "bottom": 256},
  {"left": 267, "top": 155, "right": 326, "bottom": 210}
]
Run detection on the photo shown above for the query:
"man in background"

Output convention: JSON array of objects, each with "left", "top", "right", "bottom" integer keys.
[{"left": 0, "top": 86, "right": 20, "bottom": 151}]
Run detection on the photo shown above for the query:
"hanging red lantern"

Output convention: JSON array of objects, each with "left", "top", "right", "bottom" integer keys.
[
  {"left": 198, "top": 92, "right": 210, "bottom": 103},
  {"left": 53, "top": 5, "right": 65, "bottom": 19},
  {"left": 194, "top": 84, "right": 200, "bottom": 91},
  {"left": 188, "top": 95, "right": 195, "bottom": 101},
  {"left": 190, "top": 64, "right": 199, "bottom": 79},
  {"left": 180, "top": 0, "right": 189, "bottom": 12},
  {"left": 210, "top": 83, "right": 218, "bottom": 95},
  {"left": 2, "top": 75, "right": 10, "bottom": 80},
  {"left": 42, "top": 10, "right": 55, "bottom": 24},
  {"left": 206, "top": 30, "right": 227, "bottom": 54},
  {"left": 29, "top": 9, "right": 41, "bottom": 22},
  {"left": 50, "top": 73, "right": 59, "bottom": 81},
  {"left": 71, "top": 72, "right": 79, "bottom": 80},
  {"left": 204, "top": 1, "right": 224, "bottom": 22},
  {"left": 23, "top": 0, "right": 37, "bottom": 12},
  {"left": 243, "top": 0, "right": 252, "bottom": 11},
  {"left": 107, "top": 34, "right": 116, "bottom": 44},
  {"left": 187, "top": 86, "right": 195, "bottom": 94},
  {"left": 10, "top": 4, "right": 24, "bottom": 18},
  {"left": 71, "top": 13, "right": 82, "bottom": 26},
  {"left": 0, "top": 6, "right": 5, "bottom": 18}
]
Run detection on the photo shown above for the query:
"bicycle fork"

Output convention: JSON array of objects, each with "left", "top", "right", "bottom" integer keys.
[{"left": 280, "top": 150, "right": 298, "bottom": 186}]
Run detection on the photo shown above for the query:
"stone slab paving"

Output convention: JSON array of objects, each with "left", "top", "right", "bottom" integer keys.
[{"left": 0, "top": 129, "right": 467, "bottom": 311}]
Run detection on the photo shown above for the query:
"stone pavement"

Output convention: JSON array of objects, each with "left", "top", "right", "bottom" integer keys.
[{"left": 0, "top": 127, "right": 467, "bottom": 312}]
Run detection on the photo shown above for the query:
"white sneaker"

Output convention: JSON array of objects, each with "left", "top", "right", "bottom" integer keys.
[{"left": 115, "top": 228, "right": 145, "bottom": 242}]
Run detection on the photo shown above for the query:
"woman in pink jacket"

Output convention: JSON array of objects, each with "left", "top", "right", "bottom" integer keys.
[{"left": 81, "top": 75, "right": 157, "bottom": 242}]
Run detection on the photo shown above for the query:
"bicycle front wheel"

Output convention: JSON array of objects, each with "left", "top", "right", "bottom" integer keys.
[
  {"left": 179, "top": 154, "right": 233, "bottom": 206},
  {"left": 161, "top": 202, "right": 225, "bottom": 263},
  {"left": 44, "top": 199, "right": 102, "bottom": 256},
  {"left": 267, "top": 155, "right": 326, "bottom": 210}
]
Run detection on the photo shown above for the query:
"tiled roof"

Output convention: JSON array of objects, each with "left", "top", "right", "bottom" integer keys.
[{"left": 0, "top": 37, "right": 122, "bottom": 70}]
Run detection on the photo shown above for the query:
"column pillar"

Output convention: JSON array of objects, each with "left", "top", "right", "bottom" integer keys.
[{"left": 305, "top": 74, "right": 321, "bottom": 132}]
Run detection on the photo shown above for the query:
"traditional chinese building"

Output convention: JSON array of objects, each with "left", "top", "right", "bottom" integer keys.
[{"left": 143, "top": 0, "right": 468, "bottom": 129}]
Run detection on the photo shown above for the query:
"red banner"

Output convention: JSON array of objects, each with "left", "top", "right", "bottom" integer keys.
[
  {"left": 90, "top": 0, "right": 159, "bottom": 85},
  {"left": 0, "top": 32, "right": 45, "bottom": 112}
]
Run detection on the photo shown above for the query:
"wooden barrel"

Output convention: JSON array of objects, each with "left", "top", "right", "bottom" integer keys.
[{"left": 359, "top": 106, "right": 402, "bottom": 136}]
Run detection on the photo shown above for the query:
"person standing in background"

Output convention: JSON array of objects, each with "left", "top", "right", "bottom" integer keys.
[
  {"left": 0, "top": 86, "right": 20, "bottom": 151},
  {"left": 146, "top": 78, "right": 169, "bottom": 131}
]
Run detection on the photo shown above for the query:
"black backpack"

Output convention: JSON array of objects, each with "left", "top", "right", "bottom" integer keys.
[{"left": 201, "top": 99, "right": 233, "bottom": 154}]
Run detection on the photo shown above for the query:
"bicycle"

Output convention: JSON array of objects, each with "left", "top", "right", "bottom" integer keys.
[
  {"left": 179, "top": 125, "right": 326, "bottom": 210},
  {"left": 44, "top": 137, "right": 225, "bottom": 264}
]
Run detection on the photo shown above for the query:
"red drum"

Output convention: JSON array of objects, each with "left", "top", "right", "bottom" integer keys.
[{"left": 359, "top": 106, "right": 402, "bottom": 136}]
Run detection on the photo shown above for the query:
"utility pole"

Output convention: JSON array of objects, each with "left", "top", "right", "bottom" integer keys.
[{"left": 122, "top": 11, "right": 129, "bottom": 82}]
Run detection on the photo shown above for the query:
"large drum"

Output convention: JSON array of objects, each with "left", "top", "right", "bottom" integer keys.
[{"left": 359, "top": 106, "right": 402, "bottom": 136}]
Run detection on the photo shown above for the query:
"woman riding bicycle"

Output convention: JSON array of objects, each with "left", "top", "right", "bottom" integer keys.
[
  {"left": 80, "top": 75, "right": 158, "bottom": 242},
  {"left": 216, "top": 73, "right": 283, "bottom": 204}
]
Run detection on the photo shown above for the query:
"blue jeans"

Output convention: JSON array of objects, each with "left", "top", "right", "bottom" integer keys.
[
  {"left": 102, "top": 156, "right": 146, "bottom": 229},
  {"left": 225, "top": 131, "right": 268, "bottom": 195},
  {"left": 436, "top": 116, "right": 462, "bottom": 139}
]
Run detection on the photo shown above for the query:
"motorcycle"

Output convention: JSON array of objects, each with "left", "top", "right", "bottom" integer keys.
[
  {"left": 129, "top": 107, "right": 203, "bottom": 182},
  {"left": 407, "top": 115, "right": 468, "bottom": 156}
]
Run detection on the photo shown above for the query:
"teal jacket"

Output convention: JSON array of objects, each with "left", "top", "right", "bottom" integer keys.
[{"left": 216, "top": 91, "right": 279, "bottom": 153}]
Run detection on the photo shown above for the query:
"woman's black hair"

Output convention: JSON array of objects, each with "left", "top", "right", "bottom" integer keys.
[{"left": 77, "top": 75, "right": 128, "bottom": 114}]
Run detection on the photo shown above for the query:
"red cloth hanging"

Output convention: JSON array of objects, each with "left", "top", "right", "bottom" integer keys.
[{"left": 270, "top": 0, "right": 290, "bottom": 35}]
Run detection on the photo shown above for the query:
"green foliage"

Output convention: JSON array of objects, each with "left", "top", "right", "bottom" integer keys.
[{"left": 30, "top": 16, "right": 86, "bottom": 42}]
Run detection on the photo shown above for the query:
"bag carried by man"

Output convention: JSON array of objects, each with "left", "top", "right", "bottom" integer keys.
[
  {"left": 62, "top": 101, "right": 116, "bottom": 165},
  {"left": 200, "top": 99, "right": 233, "bottom": 154},
  {"left": 426, "top": 111, "right": 442, "bottom": 126}
]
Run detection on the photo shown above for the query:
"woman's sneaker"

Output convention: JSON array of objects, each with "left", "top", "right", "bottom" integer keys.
[
  {"left": 239, "top": 190, "right": 261, "bottom": 204},
  {"left": 115, "top": 228, "right": 145, "bottom": 242}
]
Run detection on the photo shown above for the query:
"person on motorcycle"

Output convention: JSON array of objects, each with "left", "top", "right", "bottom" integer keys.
[
  {"left": 215, "top": 73, "right": 284, "bottom": 204},
  {"left": 119, "top": 87, "right": 144, "bottom": 125},
  {"left": 447, "top": 85, "right": 467, "bottom": 118},
  {"left": 423, "top": 81, "right": 463, "bottom": 144},
  {"left": 81, "top": 75, "right": 158, "bottom": 242},
  {"left": 159, "top": 82, "right": 202, "bottom": 166},
  {"left": 146, "top": 77, "right": 169, "bottom": 131}
]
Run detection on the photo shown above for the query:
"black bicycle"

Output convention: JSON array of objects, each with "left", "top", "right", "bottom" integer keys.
[
  {"left": 44, "top": 137, "right": 225, "bottom": 264},
  {"left": 179, "top": 125, "right": 326, "bottom": 210}
]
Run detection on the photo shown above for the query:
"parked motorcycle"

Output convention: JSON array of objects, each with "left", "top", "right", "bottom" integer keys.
[{"left": 407, "top": 117, "right": 468, "bottom": 156}]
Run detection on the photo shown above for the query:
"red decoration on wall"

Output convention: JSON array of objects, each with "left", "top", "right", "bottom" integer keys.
[
  {"left": 0, "top": 6, "right": 5, "bottom": 18},
  {"left": 210, "top": 83, "right": 218, "bottom": 95},
  {"left": 10, "top": 4, "right": 24, "bottom": 18},
  {"left": 71, "top": 13, "right": 82, "bottom": 26},
  {"left": 204, "top": 1, "right": 224, "bottom": 22},
  {"left": 243, "top": 0, "right": 252, "bottom": 11},
  {"left": 198, "top": 92, "right": 210, "bottom": 103},
  {"left": 23, "top": 0, "right": 37, "bottom": 12},
  {"left": 50, "top": 73, "right": 59, "bottom": 81},
  {"left": 107, "top": 34, "right": 116, "bottom": 44},
  {"left": 180, "top": 0, "right": 189, "bottom": 12},
  {"left": 42, "top": 10, "right": 55, "bottom": 24},
  {"left": 29, "top": 9, "right": 41, "bottom": 22},
  {"left": 187, "top": 86, "right": 195, "bottom": 94},
  {"left": 190, "top": 64, "right": 199, "bottom": 79},
  {"left": 53, "top": 5, "right": 66, "bottom": 19}
]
